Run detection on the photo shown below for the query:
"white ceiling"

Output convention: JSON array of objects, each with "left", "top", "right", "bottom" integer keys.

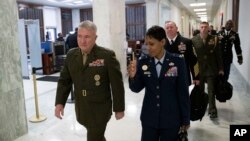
[
  {"left": 172, "top": 0, "right": 222, "bottom": 22},
  {"left": 17, "top": 0, "right": 221, "bottom": 22},
  {"left": 16, "top": 0, "right": 145, "bottom": 8}
]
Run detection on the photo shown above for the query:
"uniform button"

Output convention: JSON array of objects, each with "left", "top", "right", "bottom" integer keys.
[
  {"left": 156, "top": 95, "right": 160, "bottom": 99},
  {"left": 157, "top": 104, "right": 160, "bottom": 107},
  {"left": 156, "top": 86, "right": 160, "bottom": 89}
]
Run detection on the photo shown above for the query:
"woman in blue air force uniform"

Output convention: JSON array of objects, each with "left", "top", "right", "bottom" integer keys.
[{"left": 128, "top": 25, "right": 190, "bottom": 141}]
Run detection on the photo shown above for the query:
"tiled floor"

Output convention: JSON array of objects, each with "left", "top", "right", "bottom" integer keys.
[{"left": 15, "top": 65, "right": 250, "bottom": 141}]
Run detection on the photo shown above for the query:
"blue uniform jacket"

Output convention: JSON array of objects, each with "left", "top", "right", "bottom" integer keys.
[{"left": 129, "top": 51, "right": 190, "bottom": 129}]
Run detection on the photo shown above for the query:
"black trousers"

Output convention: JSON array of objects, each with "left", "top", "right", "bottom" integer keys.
[
  {"left": 86, "top": 123, "right": 108, "bottom": 141},
  {"left": 223, "top": 61, "right": 231, "bottom": 81},
  {"left": 141, "top": 125, "right": 179, "bottom": 141}
]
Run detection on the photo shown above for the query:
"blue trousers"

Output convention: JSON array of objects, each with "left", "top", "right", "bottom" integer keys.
[{"left": 141, "top": 125, "right": 179, "bottom": 141}]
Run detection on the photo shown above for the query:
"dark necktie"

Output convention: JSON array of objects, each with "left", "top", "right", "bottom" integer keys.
[
  {"left": 171, "top": 40, "right": 174, "bottom": 45},
  {"left": 156, "top": 61, "right": 162, "bottom": 66}
]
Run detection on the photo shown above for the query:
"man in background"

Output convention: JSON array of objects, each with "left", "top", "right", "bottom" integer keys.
[
  {"left": 192, "top": 22, "right": 224, "bottom": 119},
  {"left": 218, "top": 20, "right": 243, "bottom": 81},
  {"left": 164, "top": 21, "right": 199, "bottom": 86},
  {"left": 56, "top": 33, "right": 64, "bottom": 41},
  {"left": 209, "top": 25, "right": 217, "bottom": 35},
  {"left": 65, "top": 27, "right": 78, "bottom": 51}
]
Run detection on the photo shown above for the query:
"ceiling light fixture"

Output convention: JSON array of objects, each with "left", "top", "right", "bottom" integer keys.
[
  {"left": 200, "top": 17, "right": 208, "bottom": 22},
  {"left": 47, "top": 0, "right": 58, "bottom": 2},
  {"left": 194, "top": 8, "right": 207, "bottom": 12},
  {"left": 196, "top": 12, "right": 207, "bottom": 15},
  {"left": 190, "top": 3, "right": 206, "bottom": 7},
  {"left": 73, "top": 1, "right": 84, "bottom": 4}
]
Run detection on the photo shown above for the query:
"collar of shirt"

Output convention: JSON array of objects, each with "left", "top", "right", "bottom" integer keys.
[
  {"left": 167, "top": 35, "right": 177, "bottom": 43},
  {"left": 225, "top": 29, "right": 231, "bottom": 35},
  {"left": 154, "top": 50, "right": 166, "bottom": 65}
]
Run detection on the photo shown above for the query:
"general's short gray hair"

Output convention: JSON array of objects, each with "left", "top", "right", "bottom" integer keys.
[{"left": 78, "top": 20, "right": 97, "bottom": 32}]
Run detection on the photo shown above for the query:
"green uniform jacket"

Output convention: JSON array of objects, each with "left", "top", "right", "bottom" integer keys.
[
  {"left": 192, "top": 35, "right": 223, "bottom": 76},
  {"left": 55, "top": 45, "right": 125, "bottom": 128}
]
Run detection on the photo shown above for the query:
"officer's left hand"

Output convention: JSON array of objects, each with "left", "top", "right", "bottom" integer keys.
[
  {"left": 219, "top": 70, "right": 224, "bottom": 76},
  {"left": 238, "top": 59, "right": 243, "bottom": 65},
  {"left": 193, "top": 80, "right": 200, "bottom": 85},
  {"left": 180, "top": 125, "right": 190, "bottom": 131},
  {"left": 55, "top": 104, "right": 64, "bottom": 119},
  {"left": 115, "top": 112, "right": 124, "bottom": 120}
]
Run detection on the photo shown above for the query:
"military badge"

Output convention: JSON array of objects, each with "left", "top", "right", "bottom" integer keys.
[
  {"left": 178, "top": 42, "right": 186, "bottom": 53},
  {"left": 94, "top": 74, "right": 101, "bottom": 81},
  {"left": 143, "top": 71, "right": 151, "bottom": 75},
  {"left": 179, "top": 54, "right": 184, "bottom": 58},
  {"left": 89, "top": 59, "right": 105, "bottom": 67},
  {"left": 208, "top": 39, "right": 215, "bottom": 45},
  {"left": 165, "top": 66, "right": 178, "bottom": 77},
  {"left": 169, "top": 62, "right": 175, "bottom": 66},
  {"left": 229, "top": 36, "right": 235, "bottom": 40},
  {"left": 142, "top": 65, "right": 148, "bottom": 70},
  {"left": 95, "top": 81, "right": 100, "bottom": 86}
]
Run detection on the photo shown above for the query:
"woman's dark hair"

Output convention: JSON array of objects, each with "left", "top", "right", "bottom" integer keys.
[{"left": 146, "top": 25, "right": 166, "bottom": 41}]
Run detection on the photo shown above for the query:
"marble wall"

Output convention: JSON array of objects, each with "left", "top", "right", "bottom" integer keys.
[{"left": 0, "top": 0, "right": 28, "bottom": 141}]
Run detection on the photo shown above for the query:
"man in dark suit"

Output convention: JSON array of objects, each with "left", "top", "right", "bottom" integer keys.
[
  {"left": 164, "top": 21, "right": 199, "bottom": 86},
  {"left": 128, "top": 25, "right": 190, "bottom": 141},
  {"left": 209, "top": 25, "right": 217, "bottom": 35},
  {"left": 65, "top": 27, "right": 78, "bottom": 51},
  {"left": 192, "top": 22, "right": 224, "bottom": 119},
  {"left": 55, "top": 20, "right": 125, "bottom": 141},
  {"left": 218, "top": 20, "right": 243, "bottom": 81}
]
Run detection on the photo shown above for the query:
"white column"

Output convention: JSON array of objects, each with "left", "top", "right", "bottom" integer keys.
[
  {"left": 0, "top": 0, "right": 28, "bottom": 140},
  {"left": 72, "top": 9, "right": 81, "bottom": 30},
  {"left": 92, "top": 0, "right": 127, "bottom": 77},
  {"left": 146, "top": 0, "right": 160, "bottom": 29}
]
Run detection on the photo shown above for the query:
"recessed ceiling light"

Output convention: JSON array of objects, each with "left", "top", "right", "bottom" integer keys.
[
  {"left": 47, "top": 0, "right": 57, "bottom": 2},
  {"left": 200, "top": 17, "right": 208, "bottom": 22},
  {"left": 194, "top": 8, "right": 207, "bottom": 12},
  {"left": 73, "top": 1, "right": 84, "bottom": 4},
  {"left": 198, "top": 15, "right": 207, "bottom": 17},
  {"left": 190, "top": 3, "right": 206, "bottom": 7},
  {"left": 196, "top": 12, "right": 207, "bottom": 15}
]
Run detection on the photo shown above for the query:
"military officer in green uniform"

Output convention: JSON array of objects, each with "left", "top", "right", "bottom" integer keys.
[
  {"left": 55, "top": 20, "right": 125, "bottom": 141},
  {"left": 192, "top": 22, "right": 224, "bottom": 119}
]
